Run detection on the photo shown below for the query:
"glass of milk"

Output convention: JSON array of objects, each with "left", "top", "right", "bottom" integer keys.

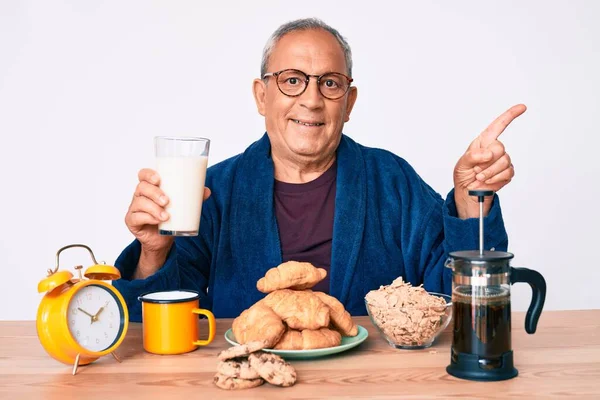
[{"left": 154, "top": 136, "right": 210, "bottom": 236}]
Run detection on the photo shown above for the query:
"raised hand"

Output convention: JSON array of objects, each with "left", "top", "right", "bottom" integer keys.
[
  {"left": 124, "top": 168, "right": 212, "bottom": 278},
  {"left": 125, "top": 169, "right": 176, "bottom": 253},
  {"left": 453, "top": 104, "right": 526, "bottom": 219}
]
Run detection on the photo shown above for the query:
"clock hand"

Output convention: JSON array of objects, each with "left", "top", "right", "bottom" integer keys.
[
  {"left": 78, "top": 307, "right": 94, "bottom": 324},
  {"left": 92, "top": 301, "right": 109, "bottom": 323},
  {"left": 78, "top": 307, "right": 94, "bottom": 318}
]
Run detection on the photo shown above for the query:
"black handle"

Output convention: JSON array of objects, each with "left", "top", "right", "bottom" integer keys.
[
  {"left": 468, "top": 190, "right": 494, "bottom": 202},
  {"left": 510, "top": 267, "right": 547, "bottom": 334}
]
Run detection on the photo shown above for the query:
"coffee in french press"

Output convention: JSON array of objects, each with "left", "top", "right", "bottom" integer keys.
[{"left": 445, "top": 190, "right": 547, "bottom": 381}]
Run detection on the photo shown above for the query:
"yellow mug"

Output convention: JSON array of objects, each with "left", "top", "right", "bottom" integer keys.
[{"left": 138, "top": 290, "right": 216, "bottom": 355}]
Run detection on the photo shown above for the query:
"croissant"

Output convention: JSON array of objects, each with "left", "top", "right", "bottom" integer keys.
[
  {"left": 274, "top": 327, "right": 342, "bottom": 350},
  {"left": 313, "top": 291, "right": 358, "bottom": 336},
  {"left": 273, "top": 328, "right": 303, "bottom": 350},
  {"left": 232, "top": 303, "right": 286, "bottom": 348},
  {"left": 261, "top": 289, "right": 330, "bottom": 330},
  {"left": 302, "top": 327, "right": 342, "bottom": 349},
  {"left": 257, "top": 261, "right": 327, "bottom": 293}
]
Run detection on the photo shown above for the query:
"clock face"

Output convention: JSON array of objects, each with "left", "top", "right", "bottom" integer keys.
[{"left": 67, "top": 284, "right": 125, "bottom": 352}]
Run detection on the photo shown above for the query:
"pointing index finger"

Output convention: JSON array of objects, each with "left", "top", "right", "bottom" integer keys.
[{"left": 479, "top": 104, "right": 527, "bottom": 146}]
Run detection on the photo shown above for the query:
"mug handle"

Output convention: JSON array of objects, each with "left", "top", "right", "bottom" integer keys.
[
  {"left": 510, "top": 267, "right": 547, "bottom": 334},
  {"left": 192, "top": 308, "right": 216, "bottom": 346}
]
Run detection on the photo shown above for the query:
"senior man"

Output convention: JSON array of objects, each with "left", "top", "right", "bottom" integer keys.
[{"left": 113, "top": 18, "right": 522, "bottom": 321}]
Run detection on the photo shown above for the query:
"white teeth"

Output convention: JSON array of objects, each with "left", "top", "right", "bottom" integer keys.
[{"left": 293, "top": 119, "right": 323, "bottom": 126}]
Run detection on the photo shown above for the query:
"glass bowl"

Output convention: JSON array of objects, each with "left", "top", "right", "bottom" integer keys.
[{"left": 364, "top": 292, "right": 452, "bottom": 349}]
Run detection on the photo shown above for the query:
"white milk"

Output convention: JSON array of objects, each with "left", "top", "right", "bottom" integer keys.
[{"left": 156, "top": 156, "right": 208, "bottom": 234}]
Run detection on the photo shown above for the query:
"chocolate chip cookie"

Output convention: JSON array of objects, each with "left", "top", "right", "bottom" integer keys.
[
  {"left": 248, "top": 351, "right": 297, "bottom": 387},
  {"left": 217, "top": 358, "right": 260, "bottom": 380},
  {"left": 213, "top": 372, "right": 264, "bottom": 390},
  {"left": 217, "top": 340, "right": 266, "bottom": 361}
]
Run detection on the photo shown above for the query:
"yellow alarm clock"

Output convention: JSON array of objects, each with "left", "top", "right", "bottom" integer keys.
[{"left": 37, "top": 244, "right": 129, "bottom": 375}]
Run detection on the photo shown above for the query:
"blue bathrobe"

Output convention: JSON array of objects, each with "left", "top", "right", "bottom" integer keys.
[{"left": 113, "top": 133, "right": 508, "bottom": 322}]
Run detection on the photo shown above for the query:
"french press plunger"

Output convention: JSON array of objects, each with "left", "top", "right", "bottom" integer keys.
[{"left": 445, "top": 190, "right": 547, "bottom": 381}]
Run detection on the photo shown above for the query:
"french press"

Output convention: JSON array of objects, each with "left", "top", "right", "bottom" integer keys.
[{"left": 445, "top": 190, "right": 547, "bottom": 381}]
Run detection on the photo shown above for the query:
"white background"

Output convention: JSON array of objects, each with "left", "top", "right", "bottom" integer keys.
[{"left": 1, "top": 0, "right": 598, "bottom": 320}]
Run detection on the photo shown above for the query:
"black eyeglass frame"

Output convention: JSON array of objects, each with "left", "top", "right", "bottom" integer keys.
[{"left": 262, "top": 68, "right": 354, "bottom": 100}]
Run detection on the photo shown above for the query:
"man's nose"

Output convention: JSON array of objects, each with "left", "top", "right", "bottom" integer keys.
[{"left": 298, "top": 78, "right": 325, "bottom": 109}]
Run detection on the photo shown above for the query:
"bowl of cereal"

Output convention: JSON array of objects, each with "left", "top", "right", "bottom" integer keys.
[{"left": 364, "top": 277, "right": 452, "bottom": 349}]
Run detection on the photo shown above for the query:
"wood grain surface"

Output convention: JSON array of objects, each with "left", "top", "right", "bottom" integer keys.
[{"left": 1, "top": 310, "right": 599, "bottom": 399}]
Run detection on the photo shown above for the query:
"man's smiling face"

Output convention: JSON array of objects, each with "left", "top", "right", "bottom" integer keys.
[{"left": 254, "top": 28, "right": 357, "bottom": 164}]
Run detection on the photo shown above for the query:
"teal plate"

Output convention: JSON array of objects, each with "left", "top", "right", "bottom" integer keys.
[{"left": 224, "top": 325, "right": 369, "bottom": 360}]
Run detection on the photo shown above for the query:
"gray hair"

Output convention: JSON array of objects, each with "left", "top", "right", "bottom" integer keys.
[{"left": 260, "top": 18, "right": 353, "bottom": 78}]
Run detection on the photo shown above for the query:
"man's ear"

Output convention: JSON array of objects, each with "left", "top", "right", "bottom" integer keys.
[
  {"left": 344, "top": 86, "right": 358, "bottom": 122},
  {"left": 253, "top": 78, "right": 267, "bottom": 116}
]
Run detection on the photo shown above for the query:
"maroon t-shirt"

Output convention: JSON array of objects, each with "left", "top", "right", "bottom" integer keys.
[{"left": 274, "top": 160, "right": 337, "bottom": 294}]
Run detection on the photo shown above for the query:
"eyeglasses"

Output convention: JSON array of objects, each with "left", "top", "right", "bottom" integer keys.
[{"left": 262, "top": 69, "right": 353, "bottom": 100}]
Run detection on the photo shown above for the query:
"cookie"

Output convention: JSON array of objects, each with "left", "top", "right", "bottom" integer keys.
[
  {"left": 248, "top": 351, "right": 297, "bottom": 387},
  {"left": 217, "top": 358, "right": 261, "bottom": 380},
  {"left": 217, "top": 340, "right": 266, "bottom": 361},
  {"left": 213, "top": 372, "right": 264, "bottom": 390}
]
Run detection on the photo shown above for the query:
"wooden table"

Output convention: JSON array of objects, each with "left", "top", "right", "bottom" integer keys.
[{"left": 1, "top": 310, "right": 599, "bottom": 399}]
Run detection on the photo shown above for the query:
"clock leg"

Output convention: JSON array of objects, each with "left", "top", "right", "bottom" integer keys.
[
  {"left": 111, "top": 351, "right": 122, "bottom": 363},
  {"left": 72, "top": 353, "right": 81, "bottom": 375}
]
